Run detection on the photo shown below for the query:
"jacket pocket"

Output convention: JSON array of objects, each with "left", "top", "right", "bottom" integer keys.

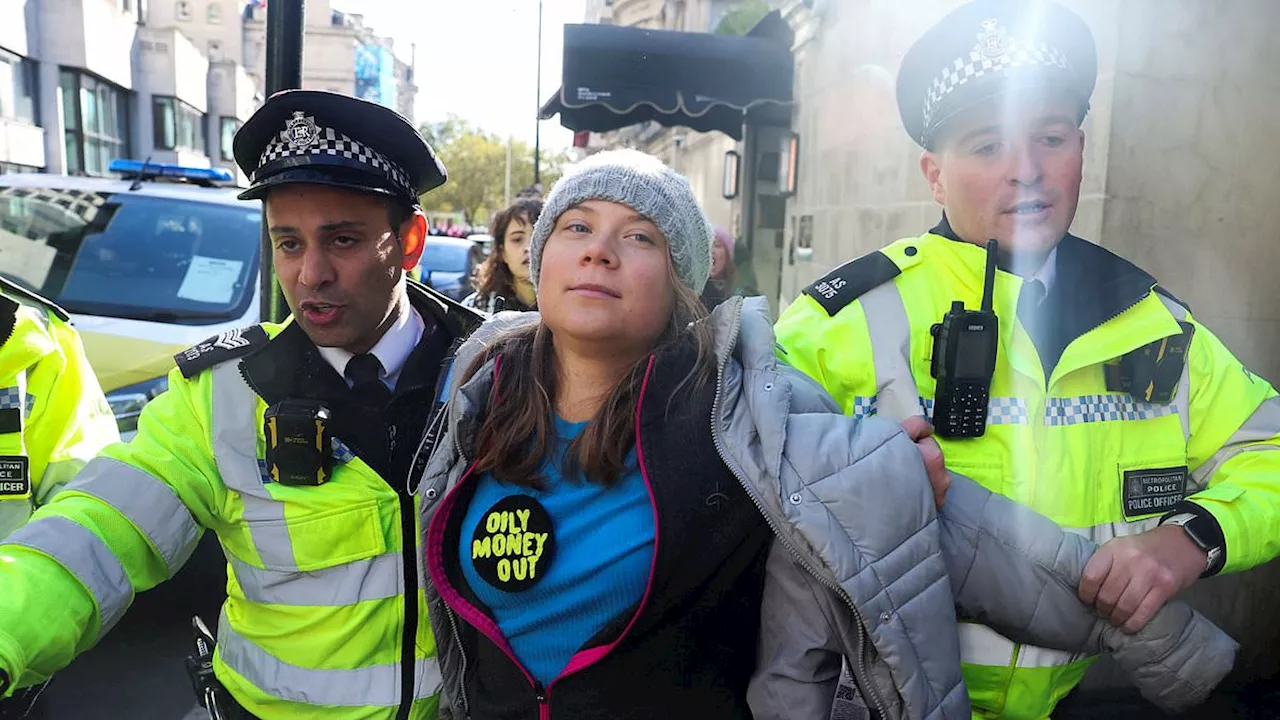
[{"left": 241, "top": 499, "right": 387, "bottom": 573}]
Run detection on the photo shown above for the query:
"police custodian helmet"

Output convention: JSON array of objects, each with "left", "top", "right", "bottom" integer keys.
[
  {"left": 896, "top": 0, "right": 1098, "bottom": 149},
  {"left": 232, "top": 89, "right": 447, "bottom": 205}
]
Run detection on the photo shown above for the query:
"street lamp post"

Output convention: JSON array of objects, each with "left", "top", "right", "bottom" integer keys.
[
  {"left": 260, "top": 0, "right": 305, "bottom": 323},
  {"left": 534, "top": 0, "right": 543, "bottom": 192}
]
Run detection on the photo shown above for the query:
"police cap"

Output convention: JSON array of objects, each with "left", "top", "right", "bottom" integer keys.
[
  {"left": 233, "top": 89, "right": 447, "bottom": 205},
  {"left": 897, "top": 0, "right": 1097, "bottom": 149}
]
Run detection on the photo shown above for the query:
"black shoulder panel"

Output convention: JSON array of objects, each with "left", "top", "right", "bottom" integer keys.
[
  {"left": 1153, "top": 285, "right": 1191, "bottom": 313},
  {"left": 0, "top": 295, "right": 16, "bottom": 346},
  {"left": 801, "top": 251, "right": 902, "bottom": 317},
  {"left": 0, "top": 277, "right": 69, "bottom": 322},
  {"left": 174, "top": 325, "right": 271, "bottom": 379}
]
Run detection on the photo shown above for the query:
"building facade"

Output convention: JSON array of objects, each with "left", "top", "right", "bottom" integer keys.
[
  {"left": 242, "top": 0, "right": 417, "bottom": 124},
  {"left": 581, "top": 0, "right": 762, "bottom": 239},
  {"left": 0, "top": 0, "right": 411, "bottom": 181}
]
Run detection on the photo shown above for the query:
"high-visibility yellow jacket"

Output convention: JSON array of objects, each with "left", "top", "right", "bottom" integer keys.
[
  {"left": 0, "top": 280, "right": 118, "bottom": 538},
  {"left": 775, "top": 230, "right": 1280, "bottom": 719},
  {"left": 0, "top": 294, "right": 475, "bottom": 718}
]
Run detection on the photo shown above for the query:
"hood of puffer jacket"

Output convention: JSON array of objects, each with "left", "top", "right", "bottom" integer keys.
[{"left": 422, "top": 296, "right": 969, "bottom": 720}]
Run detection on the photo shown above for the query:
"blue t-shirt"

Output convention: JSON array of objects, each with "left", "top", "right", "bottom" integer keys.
[{"left": 459, "top": 417, "right": 656, "bottom": 686}]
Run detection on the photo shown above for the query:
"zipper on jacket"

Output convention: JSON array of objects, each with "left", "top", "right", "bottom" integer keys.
[
  {"left": 707, "top": 299, "right": 892, "bottom": 719},
  {"left": 443, "top": 604, "right": 471, "bottom": 717},
  {"left": 395, "top": 489, "right": 419, "bottom": 720},
  {"left": 534, "top": 681, "right": 550, "bottom": 720}
]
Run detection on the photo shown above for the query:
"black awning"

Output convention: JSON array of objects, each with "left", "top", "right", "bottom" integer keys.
[{"left": 540, "top": 23, "right": 793, "bottom": 141}]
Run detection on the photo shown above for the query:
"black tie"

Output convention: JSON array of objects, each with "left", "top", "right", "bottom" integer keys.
[
  {"left": 1017, "top": 280, "right": 1050, "bottom": 379},
  {"left": 345, "top": 353, "right": 392, "bottom": 409},
  {"left": 1017, "top": 280, "right": 1047, "bottom": 327}
]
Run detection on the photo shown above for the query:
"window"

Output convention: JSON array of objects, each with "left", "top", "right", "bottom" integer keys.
[
  {"left": 153, "top": 95, "right": 205, "bottom": 153},
  {"left": 219, "top": 117, "right": 240, "bottom": 161},
  {"left": 207, "top": 2, "right": 223, "bottom": 23},
  {"left": 208, "top": 39, "right": 224, "bottom": 61},
  {"left": 59, "top": 69, "right": 129, "bottom": 176},
  {"left": 0, "top": 187, "right": 261, "bottom": 324},
  {"left": 175, "top": 0, "right": 192, "bottom": 20},
  {"left": 0, "top": 50, "right": 38, "bottom": 124}
]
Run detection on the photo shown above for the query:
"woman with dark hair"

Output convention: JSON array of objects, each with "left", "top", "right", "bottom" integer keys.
[
  {"left": 700, "top": 226, "right": 738, "bottom": 310},
  {"left": 463, "top": 197, "right": 542, "bottom": 313},
  {"left": 416, "top": 150, "right": 1233, "bottom": 720}
]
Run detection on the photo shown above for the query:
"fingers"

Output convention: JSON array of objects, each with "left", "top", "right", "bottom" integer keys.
[
  {"left": 1121, "top": 586, "right": 1172, "bottom": 634},
  {"left": 1108, "top": 575, "right": 1149, "bottom": 630},
  {"left": 901, "top": 416, "right": 934, "bottom": 442},
  {"left": 914, "top": 436, "right": 949, "bottom": 509},
  {"left": 1094, "top": 570, "right": 1132, "bottom": 622},
  {"left": 1078, "top": 547, "right": 1113, "bottom": 605}
]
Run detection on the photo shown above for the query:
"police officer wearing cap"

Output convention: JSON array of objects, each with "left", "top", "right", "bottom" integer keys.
[
  {"left": 0, "top": 278, "right": 119, "bottom": 720},
  {"left": 775, "top": 1, "right": 1280, "bottom": 717},
  {"left": 0, "top": 90, "right": 481, "bottom": 720}
]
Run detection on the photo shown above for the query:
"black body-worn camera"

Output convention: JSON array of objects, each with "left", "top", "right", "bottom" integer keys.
[{"left": 264, "top": 399, "right": 333, "bottom": 486}]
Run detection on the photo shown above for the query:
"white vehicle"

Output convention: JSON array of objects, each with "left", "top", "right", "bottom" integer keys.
[
  {"left": 0, "top": 160, "right": 262, "bottom": 438},
  {"left": 467, "top": 232, "right": 493, "bottom": 256}
]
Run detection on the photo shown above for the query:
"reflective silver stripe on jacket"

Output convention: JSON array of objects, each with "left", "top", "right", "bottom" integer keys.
[
  {"left": 211, "top": 363, "right": 297, "bottom": 571},
  {"left": 958, "top": 622, "right": 1090, "bottom": 670},
  {"left": 1192, "top": 395, "right": 1280, "bottom": 487},
  {"left": 3, "top": 515, "right": 132, "bottom": 638},
  {"left": 859, "top": 283, "right": 921, "bottom": 420},
  {"left": 1061, "top": 516, "right": 1162, "bottom": 547},
  {"left": 217, "top": 610, "right": 443, "bottom": 706},
  {"left": 64, "top": 457, "right": 201, "bottom": 577},
  {"left": 228, "top": 552, "right": 402, "bottom": 606}
]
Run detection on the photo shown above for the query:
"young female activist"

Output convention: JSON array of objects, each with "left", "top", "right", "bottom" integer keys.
[
  {"left": 416, "top": 150, "right": 1235, "bottom": 720},
  {"left": 462, "top": 197, "right": 542, "bottom": 314}
]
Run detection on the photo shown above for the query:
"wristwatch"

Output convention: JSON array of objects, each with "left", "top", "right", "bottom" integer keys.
[{"left": 1161, "top": 511, "right": 1224, "bottom": 576}]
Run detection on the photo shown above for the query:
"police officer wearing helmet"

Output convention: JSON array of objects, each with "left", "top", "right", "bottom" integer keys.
[
  {"left": 0, "top": 91, "right": 481, "bottom": 719},
  {"left": 0, "top": 279, "right": 118, "bottom": 720},
  {"left": 775, "top": 1, "right": 1280, "bottom": 717}
]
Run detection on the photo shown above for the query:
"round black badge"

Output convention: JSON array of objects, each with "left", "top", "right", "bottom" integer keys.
[{"left": 470, "top": 495, "right": 556, "bottom": 592}]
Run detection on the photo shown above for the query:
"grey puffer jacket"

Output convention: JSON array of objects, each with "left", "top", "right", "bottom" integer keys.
[{"left": 416, "top": 296, "right": 1236, "bottom": 720}]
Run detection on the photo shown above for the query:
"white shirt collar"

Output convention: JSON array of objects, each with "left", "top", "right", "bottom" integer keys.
[
  {"left": 316, "top": 296, "right": 426, "bottom": 389},
  {"left": 1022, "top": 246, "right": 1059, "bottom": 295}
]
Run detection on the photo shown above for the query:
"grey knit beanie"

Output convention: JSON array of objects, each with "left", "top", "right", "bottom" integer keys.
[{"left": 529, "top": 149, "right": 715, "bottom": 295}]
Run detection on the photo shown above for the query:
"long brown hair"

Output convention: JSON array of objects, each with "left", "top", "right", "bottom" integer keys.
[
  {"left": 472, "top": 198, "right": 543, "bottom": 309},
  {"left": 464, "top": 261, "right": 716, "bottom": 489}
]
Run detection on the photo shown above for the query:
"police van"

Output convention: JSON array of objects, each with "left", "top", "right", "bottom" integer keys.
[{"left": 0, "top": 160, "right": 261, "bottom": 439}]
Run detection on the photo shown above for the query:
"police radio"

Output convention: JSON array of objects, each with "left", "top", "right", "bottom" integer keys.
[{"left": 929, "top": 239, "right": 1000, "bottom": 438}]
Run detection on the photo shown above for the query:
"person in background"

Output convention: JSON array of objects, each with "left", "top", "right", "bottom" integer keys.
[
  {"left": 0, "top": 277, "right": 118, "bottom": 719},
  {"left": 699, "top": 226, "right": 738, "bottom": 310},
  {"left": 462, "top": 197, "right": 542, "bottom": 314},
  {"left": 417, "top": 149, "right": 1234, "bottom": 720},
  {"left": 774, "top": 1, "right": 1280, "bottom": 716}
]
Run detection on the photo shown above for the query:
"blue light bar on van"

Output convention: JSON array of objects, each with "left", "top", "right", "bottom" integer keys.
[{"left": 108, "top": 159, "right": 235, "bottom": 184}]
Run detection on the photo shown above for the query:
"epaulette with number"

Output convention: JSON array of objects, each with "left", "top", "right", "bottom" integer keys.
[
  {"left": 801, "top": 251, "right": 903, "bottom": 317},
  {"left": 174, "top": 326, "right": 271, "bottom": 379},
  {"left": 0, "top": 276, "right": 70, "bottom": 322}
]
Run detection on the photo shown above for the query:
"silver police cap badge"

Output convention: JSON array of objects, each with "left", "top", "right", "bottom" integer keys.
[
  {"left": 282, "top": 111, "right": 320, "bottom": 150},
  {"left": 976, "top": 18, "right": 1012, "bottom": 60}
]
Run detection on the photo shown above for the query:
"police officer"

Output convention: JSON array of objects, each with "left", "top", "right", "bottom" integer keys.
[
  {"left": 0, "top": 91, "right": 482, "bottom": 719},
  {"left": 775, "top": 1, "right": 1280, "bottom": 717},
  {"left": 0, "top": 279, "right": 118, "bottom": 718}
]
